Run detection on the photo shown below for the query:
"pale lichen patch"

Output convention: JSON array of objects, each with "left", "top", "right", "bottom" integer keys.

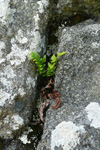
[
  {"left": 10, "top": 114, "right": 24, "bottom": 130},
  {"left": 19, "top": 127, "right": 33, "bottom": 144},
  {"left": 18, "top": 88, "right": 26, "bottom": 97},
  {"left": 24, "top": 0, "right": 28, "bottom": 4},
  {"left": 51, "top": 121, "right": 85, "bottom": 150},
  {"left": 6, "top": 31, "right": 30, "bottom": 66},
  {"left": 4, "top": 65, "right": 16, "bottom": 78},
  {"left": 4, "top": 115, "right": 10, "bottom": 124},
  {"left": 85, "top": 102, "right": 100, "bottom": 128},
  {"left": 15, "top": 30, "right": 28, "bottom": 44},
  {"left": 30, "top": 30, "right": 41, "bottom": 52},
  {"left": 83, "top": 24, "right": 100, "bottom": 35},
  {"left": 7, "top": 43, "right": 29, "bottom": 66},
  {"left": 0, "top": 41, "right": 5, "bottom": 50},
  {"left": 0, "top": 88, "right": 17, "bottom": 106},
  {"left": 19, "top": 134, "right": 31, "bottom": 144},
  {"left": 26, "top": 77, "right": 35, "bottom": 88},
  {"left": 30, "top": 0, "right": 49, "bottom": 52},
  {"left": 37, "top": 0, "right": 49, "bottom": 14},
  {"left": 34, "top": 14, "right": 40, "bottom": 28},
  {"left": 0, "top": 0, "right": 11, "bottom": 24},
  {"left": 0, "top": 58, "right": 5, "bottom": 63},
  {"left": 92, "top": 42, "right": 100, "bottom": 48},
  {"left": 0, "top": 90, "right": 11, "bottom": 107},
  {"left": 0, "top": 77, "right": 13, "bottom": 91}
]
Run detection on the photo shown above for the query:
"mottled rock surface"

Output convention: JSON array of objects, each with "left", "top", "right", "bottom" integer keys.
[
  {"left": 37, "top": 19, "right": 100, "bottom": 150},
  {"left": 56, "top": 0, "right": 100, "bottom": 21},
  {"left": 2, "top": 140, "right": 28, "bottom": 150},
  {"left": 0, "top": 0, "right": 49, "bottom": 139}
]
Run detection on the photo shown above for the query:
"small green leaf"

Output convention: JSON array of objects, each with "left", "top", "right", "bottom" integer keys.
[
  {"left": 30, "top": 51, "right": 40, "bottom": 61},
  {"left": 48, "top": 62, "right": 51, "bottom": 67},
  {"left": 30, "top": 51, "right": 67, "bottom": 77},
  {"left": 57, "top": 51, "right": 67, "bottom": 58},
  {"left": 42, "top": 55, "right": 46, "bottom": 63},
  {"left": 51, "top": 54, "right": 57, "bottom": 63}
]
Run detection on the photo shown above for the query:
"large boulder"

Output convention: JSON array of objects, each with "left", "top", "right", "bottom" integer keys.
[
  {"left": 37, "top": 19, "right": 100, "bottom": 150},
  {"left": 0, "top": 0, "right": 49, "bottom": 139}
]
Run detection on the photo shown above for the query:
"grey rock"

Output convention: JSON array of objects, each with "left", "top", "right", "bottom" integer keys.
[
  {"left": 37, "top": 20, "right": 100, "bottom": 150},
  {"left": 0, "top": 0, "right": 49, "bottom": 139},
  {"left": 56, "top": 0, "right": 100, "bottom": 21},
  {"left": 2, "top": 140, "right": 27, "bottom": 150}
]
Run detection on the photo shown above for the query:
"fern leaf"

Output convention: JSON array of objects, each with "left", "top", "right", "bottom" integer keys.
[{"left": 57, "top": 51, "right": 67, "bottom": 58}]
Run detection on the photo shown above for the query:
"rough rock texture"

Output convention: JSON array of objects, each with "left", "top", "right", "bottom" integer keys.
[
  {"left": 37, "top": 19, "right": 100, "bottom": 150},
  {"left": 56, "top": 0, "right": 100, "bottom": 21},
  {"left": 2, "top": 140, "right": 29, "bottom": 150},
  {"left": 0, "top": 0, "right": 49, "bottom": 139}
]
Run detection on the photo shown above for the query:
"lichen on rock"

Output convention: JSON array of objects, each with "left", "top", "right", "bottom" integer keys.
[
  {"left": 51, "top": 121, "right": 85, "bottom": 150},
  {"left": 85, "top": 102, "right": 100, "bottom": 128},
  {"left": 0, "top": 0, "right": 49, "bottom": 140},
  {"left": 37, "top": 19, "right": 100, "bottom": 150}
]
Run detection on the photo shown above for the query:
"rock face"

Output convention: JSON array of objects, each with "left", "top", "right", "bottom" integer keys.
[
  {"left": 1, "top": 0, "right": 100, "bottom": 149},
  {"left": 56, "top": 0, "right": 100, "bottom": 22},
  {"left": 0, "top": 0, "right": 49, "bottom": 139},
  {"left": 37, "top": 19, "right": 100, "bottom": 150}
]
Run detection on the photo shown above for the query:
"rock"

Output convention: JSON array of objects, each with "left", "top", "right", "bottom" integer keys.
[
  {"left": 0, "top": 0, "right": 49, "bottom": 139},
  {"left": 37, "top": 19, "right": 100, "bottom": 150},
  {"left": 2, "top": 140, "right": 28, "bottom": 150},
  {"left": 56, "top": 0, "right": 100, "bottom": 22}
]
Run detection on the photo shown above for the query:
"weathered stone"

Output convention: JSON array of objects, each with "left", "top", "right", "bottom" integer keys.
[
  {"left": 56, "top": 0, "right": 100, "bottom": 22},
  {"left": 37, "top": 19, "right": 100, "bottom": 149},
  {"left": 0, "top": 0, "right": 49, "bottom": 139},
  {"left": 3, "top": 140, "right": 29, "bottom": 150}
]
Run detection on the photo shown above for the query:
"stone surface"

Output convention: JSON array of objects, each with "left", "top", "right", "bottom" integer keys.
[
  {"left": 56, "top": 0, "right": 100, "bottom": 22},
  {"left": 37, "top": 19, "right": 100, "bottom": 150},
  {"left": 0, "top": 0, "right": 49, "bottom": 139},
  {"left": 2, "top": 140, "right": 30, "bottom": 150}
]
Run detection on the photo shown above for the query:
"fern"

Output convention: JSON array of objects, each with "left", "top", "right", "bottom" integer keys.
[
  {"left": 30, "top": 52, "right": 46, "bottom": 75},
  {"left": 30, "top": 51, "right": 67, "bottom": 76}
]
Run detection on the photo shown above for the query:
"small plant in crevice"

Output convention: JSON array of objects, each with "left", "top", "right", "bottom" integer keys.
[
  {"left": 39, "top": 79, "right": 62, "bottom": 122},
  {"left": 41, "top": 79, "right": 62, "bottom": 108},
  {"left": 30, "top": 51, "right": 67, "bottom": 122},
  {"left": 30, "top": 51, "right": 67, "bottom": 77}
]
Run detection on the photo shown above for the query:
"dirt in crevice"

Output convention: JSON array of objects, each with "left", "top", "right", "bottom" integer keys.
[{"left": 60, "top": 14, "right": 90, "bottom": 27}]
